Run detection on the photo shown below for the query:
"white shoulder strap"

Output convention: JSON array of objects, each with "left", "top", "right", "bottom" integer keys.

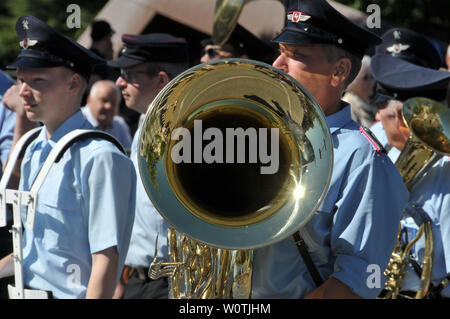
[
  {"left": 25, "top": 129, "right": 126, "bottom": 230},
  {"left": 0, "top": 127, "right": 42, "bottom": 299},
  {"left": 0, "top": 127, "right": 42, "bottom": 227}
]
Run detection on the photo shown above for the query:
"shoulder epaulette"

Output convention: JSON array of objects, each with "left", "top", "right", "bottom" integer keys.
[{"left": 359, "top": 126, "right": 387, "bottom": 154}]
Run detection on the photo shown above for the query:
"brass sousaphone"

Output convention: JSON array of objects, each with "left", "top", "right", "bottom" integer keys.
[
  {"left": 137, "top": 58, "right": 333, "bottom": 298},
  {"left": 137, "top": 0, "right": 332, "bottom": 299},
  {"left": 212, "top": 0, "right": 282, "bottom": 45},
  {"left": 382, "top": 97, "right": 450, "bottom": 299}
]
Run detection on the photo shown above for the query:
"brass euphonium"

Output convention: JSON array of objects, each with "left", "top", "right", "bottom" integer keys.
[
  {"left": 137, "top": 59, "right": 333, "bottom": 298},
  {"left": 381, "top": 97, "right": 450, "bottom": 299}
]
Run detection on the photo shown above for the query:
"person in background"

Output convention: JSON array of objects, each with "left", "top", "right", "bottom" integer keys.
[
  {"left": 0, "top": 70, "right": 17, "bottom": 299},
  {"left": 89, "top": 20, "right": 114, "bottom": 62},
  {"left": 342, "top": 55, "right": 377, "bottom": 127},
  {"left": 200, "top": 23, "right": 276, "bottom": 64},
  {"left": 82, "top": 80, "right": 132, "bottom": 153},
  {"left": 370, "top": 27, "right": 450, "bottom": 298},
  {"left": 85, "top": 20, "right": 117, "bottom": 106},
  {"left": 0, "top": 71, "right": 17, "bottom": 174}
]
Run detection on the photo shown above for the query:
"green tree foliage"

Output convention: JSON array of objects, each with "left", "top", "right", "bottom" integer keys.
[
  {"left": 336, "top": 0, "right": 449, "bottom": 43},
  {"left": 0, "top": 0, "right": 107, "bottom": 69}
]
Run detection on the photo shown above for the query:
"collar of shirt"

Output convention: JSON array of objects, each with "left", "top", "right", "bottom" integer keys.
[
  {"left": 81, "top": 106, "right": 99, "bottom": 127},
  {"left": 325, "top": 102, "right": 353, "bottom": 134}
]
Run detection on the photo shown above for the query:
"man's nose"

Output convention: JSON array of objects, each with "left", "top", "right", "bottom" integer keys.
[
  {"left": 18, "top": 82, "right": 31, "bottom": 98},
  {"left": 103, "top": 102, "right": 113, "bottom": 110},
  {"left": 375, "top": 111, "right": 381, "bottom": 122},
  {"left": 272, "top": 54, "right": 288, "bottom": 73},
  {"left": 116, "top": 76, "right": 127, "bottom": 88}
]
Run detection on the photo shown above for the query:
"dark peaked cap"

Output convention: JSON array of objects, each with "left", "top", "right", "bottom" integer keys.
[
  {"left": 109, "top": 33, "right": 189, "bottom": 69},
  {"left": 273, "top": 0, "right": 382, "bottom": 57},
  {"left": 371, "top": 27, "right": 450, "bottom": 101},
  {"left": 375, "top": 27, "right": 443, "bottom": 70},
  {"left": 7, "top": 15, "right": 105, "bottom": 80}
]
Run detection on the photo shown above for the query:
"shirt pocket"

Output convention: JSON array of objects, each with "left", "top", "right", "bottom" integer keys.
[
  {"left": 36, "top": 185, "right": 84, "bottom": 252},
  {"left": 36, "top": 160, "right": 83, "bottom": 215}
]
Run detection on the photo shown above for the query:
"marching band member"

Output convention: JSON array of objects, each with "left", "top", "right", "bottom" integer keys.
[
  {"left": 109, "top": 33, "right": 190, "bottom": 299},
  {"left": 0, "top": 16, "right": 136, "bottom": 299},
  {"left": 370, "top": 27, "right": 450, "bottom": 298},
  {"left": 251, "top": 0, "right": 409, "bottom": 299}
]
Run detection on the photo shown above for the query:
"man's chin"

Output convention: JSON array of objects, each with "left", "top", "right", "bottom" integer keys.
[{"left": 25, "top": 110, "right": 40, "bottom": 122}]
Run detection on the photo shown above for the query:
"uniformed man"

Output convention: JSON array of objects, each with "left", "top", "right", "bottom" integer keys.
[
  {"left": 370, "top": 27, "right": 450, "bottom": 298},
  {"left": 200, "top": 23, "right": 276, "bottom": 64},
  {"left": 0, "top": 15, "right": 136, "bottom": 299},
  {"left": 251, "top": 0, "right": 409, "bottom": 298},
  {"left": 109, "top": 33, "right": 189, "bottom": 299},
  {"left": 342, "top": 55, "right": 378, "bottom": 128}
]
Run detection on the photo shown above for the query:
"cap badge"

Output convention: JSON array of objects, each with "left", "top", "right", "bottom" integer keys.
[
  {"left": 22, "top": 20, "right": 29, "bottom": 30},
  {"left": 287, "top": 11, "right": 311, "bottom": 23},
  {"left": 393, "top": 30, "right": 402, "bottom": 40},
  {"left": 386, "top": 43, "right": 410, "bottom": 54},
  {"left": 20, "top": 38, "right": 38, "bottom": 49}
]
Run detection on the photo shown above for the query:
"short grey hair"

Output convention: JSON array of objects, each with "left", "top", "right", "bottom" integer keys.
[{"left": 321, "top": 44, "right": 362, "bottom": 88}]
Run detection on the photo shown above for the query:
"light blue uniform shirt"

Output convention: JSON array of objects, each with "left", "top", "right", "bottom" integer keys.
[
  {"left": 125, "top": 125, "right": 171, "bottom": 267},
  {"left": 0, "top": 101, "right": 16, "bottom": 174},
  {"left": 19, "top": 110, "right": 136, "bottom": 299},
  {"left": 369, "top": 121, "right": 389, "bottom": 149},
  {"left": 81, "top": 106, "right": 132, "bottom": 154},
  {"left": 0, "top": 70, "right": 15, "bottom": 172},
  {"left": 251, "top": 104, "right": 409, "bottom": 299},
  {"left": 372, "top": 125, "right": 450, "bottom": 297}
]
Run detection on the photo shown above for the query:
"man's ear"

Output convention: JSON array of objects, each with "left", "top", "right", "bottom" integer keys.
[
  {"left": 331, "top": 58, "right": 351, "bottom": 88},
  {"left": 68, "top": 72, "right": 83, "bottom": 96},
  {"left": 157, "top": 71, "right": 170, "bottom": 89}
]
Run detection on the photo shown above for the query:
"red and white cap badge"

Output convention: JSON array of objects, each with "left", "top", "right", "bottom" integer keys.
[{"left": 287, "top": 11, "right": 311, "bottom": 23}]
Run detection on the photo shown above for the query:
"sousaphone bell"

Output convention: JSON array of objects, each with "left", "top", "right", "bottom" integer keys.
[{"left": 137, "top": 59, "right": 333, "bottom": 298}]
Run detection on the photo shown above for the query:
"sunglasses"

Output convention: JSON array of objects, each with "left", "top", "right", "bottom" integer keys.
[
  {"left": 201, "top": 47, "right": 234, "bottom": 59},
  {"left": 119, "top": 68, "right": 149, "bottom": 83}
]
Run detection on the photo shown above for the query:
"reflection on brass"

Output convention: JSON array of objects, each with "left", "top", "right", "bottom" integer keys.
[
  {"left": 138, "top": 59, "right": 333, "bottom": 298},
  {"left": 381, "top": 97, "right": 449, "bottom": 299},
  {"left": 212, "top": 0, "right": 282, "bottom": 45},
  {"left": 213, "top": 0, "right": 245, "bottom": 45},
  {"left": 167, "top": 104, "right": 295, "bottom": 227}
]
